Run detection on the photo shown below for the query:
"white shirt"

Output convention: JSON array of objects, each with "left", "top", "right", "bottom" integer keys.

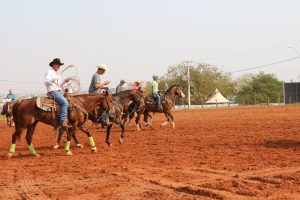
[{"left": 44, "top": 68, "right": 62, "bottom": 92}]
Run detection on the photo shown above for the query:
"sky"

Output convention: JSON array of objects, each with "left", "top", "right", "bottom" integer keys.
[{"left": 0, "top": 0, "right": 299, "bottom": 94}]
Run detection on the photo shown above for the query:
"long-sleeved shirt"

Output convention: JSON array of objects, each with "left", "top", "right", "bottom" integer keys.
[
  {"left": 116, "top": 85, "right": 125, "bottom": 93},
  {"left": 44, "top": 68, "right": 62, "bottom": 93}
]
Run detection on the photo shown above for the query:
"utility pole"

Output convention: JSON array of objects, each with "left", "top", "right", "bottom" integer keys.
[{"left": 184, "top": 60, "right": 193, "bottom": 109}]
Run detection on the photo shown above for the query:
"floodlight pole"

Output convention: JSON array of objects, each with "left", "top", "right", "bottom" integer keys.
[{"left": 184, "top": 60, "right": 193, "bottom": 109}]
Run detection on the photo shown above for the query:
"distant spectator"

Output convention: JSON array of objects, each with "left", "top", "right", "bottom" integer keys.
[
  {"left": 116, "top": 80, "right": 126, "bottom": 93},
  {"left": 7, "top": 89, "right": 16, "bottom": 101}
]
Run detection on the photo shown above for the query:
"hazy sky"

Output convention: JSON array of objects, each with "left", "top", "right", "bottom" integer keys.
[{"left": 0, "top": 0, "right": 299, "bottom": 94}]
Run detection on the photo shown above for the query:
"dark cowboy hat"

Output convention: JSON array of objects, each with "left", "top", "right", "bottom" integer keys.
[{"left": 49, "top": 58, "right": 64, "bottom": 67}]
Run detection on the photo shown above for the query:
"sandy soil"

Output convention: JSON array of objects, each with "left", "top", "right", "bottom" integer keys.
[{"left": 0, "top": 106, "right": 299, "bottom": 200}]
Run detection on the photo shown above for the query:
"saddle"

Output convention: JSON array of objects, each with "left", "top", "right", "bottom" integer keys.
[
  {"left": 146, "top": 92, "right": 166, "bottom": 105},
  {"left": 36, "top": 96, "right": 88, "bottom": 116},
  {"left": 36, "top": 97, "right": 56, "bottom": 112}
]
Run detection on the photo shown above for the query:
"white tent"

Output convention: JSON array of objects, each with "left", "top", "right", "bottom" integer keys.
[{"left": 205, "top": 89, "right": 229, "bottom": 104}]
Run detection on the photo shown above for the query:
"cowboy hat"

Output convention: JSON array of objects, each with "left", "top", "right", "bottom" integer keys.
[
  {"left": 96, "top": 64, "right": 109, "bottom": 72},
  {"left": 120, "top": 79, "right": 126, "bottom": 83},
  {"left": 49, "top": 58, "right": 64, "bottom": 67},
  {"left": 135, "top": 80, "right": 142, "bottom": 83}
]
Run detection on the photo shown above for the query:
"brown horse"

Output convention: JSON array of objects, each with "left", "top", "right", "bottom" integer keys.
[
  {"left": 55, "top": 89, "right": 145, "bottom": 147},
  {"left": 7, "top": 92, "right": 113, "bottom": 157},
  {"left": 132, "top": 85, "right": 185, "bottom": 129},
  {"left": 1, "top": 101, "right": 14, "bottom": 127}
]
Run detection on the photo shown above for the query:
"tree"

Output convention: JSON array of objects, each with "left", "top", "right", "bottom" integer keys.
[
  {"left": 159, "top": 62, "right": 236, "bottom": 104},
  {"left": 236, "top": 72, "right": 283, "bottom": 104}
]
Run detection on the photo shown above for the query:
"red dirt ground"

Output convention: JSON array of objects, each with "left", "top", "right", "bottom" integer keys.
[{"left": 0, "top": 106, "right": 299, "bottom": 200}]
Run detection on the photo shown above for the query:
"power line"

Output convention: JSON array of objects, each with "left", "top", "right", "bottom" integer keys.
[{"left": 229, "top": 56, "right": 300, "bottom": 74}]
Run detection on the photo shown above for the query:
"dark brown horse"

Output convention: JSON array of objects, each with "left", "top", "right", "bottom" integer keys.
[
  {"left": 55, "top": 89, "right": 145, "bottom": 147},
  {"left": 1, "top": 101, "right": 14, "bottom": 127},
  {"left": 132, "top": 85, "right": 185, "bottom": 129},
  {"left": 7, "top": 92, "right": 113, "bottom": 157},
  {"left": 105, "top": 89, "right": 145, "bottom": 146}
]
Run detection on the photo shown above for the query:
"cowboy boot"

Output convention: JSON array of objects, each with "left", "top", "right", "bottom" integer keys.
[{"left": 61, "top": 118, "right": 72, "bottom": 129}]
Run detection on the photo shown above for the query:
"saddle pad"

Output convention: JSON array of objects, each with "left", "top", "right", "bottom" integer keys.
[
  {"left": 36, "top": 97, "right": 56, "bottom": 112},
  {"left": 146, "top": 94, "right": 166, "bottom": 102}
]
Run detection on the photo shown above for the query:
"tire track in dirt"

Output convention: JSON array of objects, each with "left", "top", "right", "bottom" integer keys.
[
  {"left": 19, "top": 176, "right": 50, "bottom": 200},
  {"left": 118, "top": 165, "right": 300, "bottom": 199}
]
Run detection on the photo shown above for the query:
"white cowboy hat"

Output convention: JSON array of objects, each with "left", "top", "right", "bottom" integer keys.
[{"left": 96, "top": 64, "right": 109, "bottom": 72}]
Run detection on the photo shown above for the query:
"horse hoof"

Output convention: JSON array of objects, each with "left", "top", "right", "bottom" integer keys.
[
  {"left": 53, "top": 144, "right": 59, "bottom": 149},
  {"left": 34, "top": 154, "right": 41, "bottom": 157},
  {"left": 7, "top": 153, "right": 13, "bottom": 158},
  {"left": 76, "top": 144, "right": 84, "bottom": 148},
  {"left": 91, "top": 147, "right": 97, "bottom": 152},
  {"left": 119, "top": 138, "right": 123, "bottom": 144},
  {"left": 107, "top": 143, "right": 113, "bottom": 147},
  {"left": 66, "top": 151, "right": 72, "bottom": 156}
]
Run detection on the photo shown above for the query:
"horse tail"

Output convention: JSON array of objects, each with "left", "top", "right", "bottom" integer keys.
[{"left": 12, "top": 100, "right": 22, "bottom": 130}]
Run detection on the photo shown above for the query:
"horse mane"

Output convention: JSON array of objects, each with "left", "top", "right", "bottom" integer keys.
[
  {"left": 165, "top": 84, "right": 180, "bottom": 93},
  {"left": 113, "top": 90, "right": 133, "bottom": 96}
]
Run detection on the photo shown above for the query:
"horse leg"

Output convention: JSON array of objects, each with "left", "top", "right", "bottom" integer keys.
[
  {"left": 168, "top": 112, "right": 176, "bottom": 128},
  {"left": 64, "top": 127, "right": 73, "bottom": 156},
  {"left": 25, "top": 122, "right": 39, "bottom": 157},
  {"left": 72, "top": 131, "right": 84, "bottom": 148},
  {"left": 79, "top": 127, "right": 97, "bottom": 152},
  {"left": 143, "top": 111, "right": 152, "bottom": 128},
  {"left": 10, "top": 117, "right": 14, "bottom": 127},
  {"left": 8, "top": 127, "right": 25, "bottom": 158},
  {"left": 161, "top": 112, "right": 171, "bottom": 126},
  {"left": 54, "top": 128, "right": 64, "bottom": 149},
  {"left": 6, "top": 116, "right": 10, "bottom": 127},
  {"left": 105, "top": 124, "right": 114, "bottom": 147},
  {"left": 135, "top": 112, "right": 142, "bottom": 131},
  {"left": 119, "top": 123, "right": 125, "bottom": 144}
]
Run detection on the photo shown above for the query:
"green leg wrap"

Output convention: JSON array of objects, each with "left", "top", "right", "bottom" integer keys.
[
  {"left": 28, "top": 144, "right": 37, "bottom": 156},
  {"left": 65, "top": 141, "right": 71, "bottom": 151},
  {"left": 88, "top": 137, "right": 95, "bottom": 147},
  {"left": 65, "top": 141, "right": 72, "bottom": 156},
  {"left": 9, "top": 143, "right": 16, "bottom": 154},
  {"left": 88, "top": 137, "right": 97, "bottom": 151}
]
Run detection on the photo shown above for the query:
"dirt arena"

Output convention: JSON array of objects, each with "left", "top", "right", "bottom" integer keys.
[{"left": 0, "top": 106, "right": 299, "bottom": 200}]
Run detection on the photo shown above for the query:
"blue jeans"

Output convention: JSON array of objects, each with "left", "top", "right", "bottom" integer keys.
[
  {"left": 154, "top": 92, "right": 161, "bottom": 109},
  {"left": 48, "top": 90, "right": 68, "bottom": 125}
]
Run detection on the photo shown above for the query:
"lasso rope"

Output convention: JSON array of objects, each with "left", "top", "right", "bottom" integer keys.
[{"left": 60, "top": 65, "right": 81, "bottom": 93}]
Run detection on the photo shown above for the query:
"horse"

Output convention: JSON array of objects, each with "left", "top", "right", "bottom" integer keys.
[
  {"left": 1, "top": 101, "right": 14, "bottom": 127},
  {"left": 105, "top": 89, "right": 145, "bottom": 146},
  {"left": 54, "top": 89, "right": 145, "bottom": 148},
  {"left": 131, "top": 85, "right": 185, "bottom": 129},
  {"left": 7, "top": 92, "right": 113, "bottom": 157}
]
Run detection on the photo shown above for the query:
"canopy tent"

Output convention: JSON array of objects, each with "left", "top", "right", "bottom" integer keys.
[{"left": 205, "top": 89, "right": 229, "bottom": 104}]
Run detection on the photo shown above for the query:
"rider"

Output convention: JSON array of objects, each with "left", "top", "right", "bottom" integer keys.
[
  {"left": 1, "top": 89, "right": 17, "bottom": 115},
  {"left": 44, "top": 58, "right": 71, "bottom": 129},
  {"left": 132, "top": 80, "right": 142, "bottom": 91},
  {"left": 88, "top": 64, "right": 110, "bottom": 126},
  {"left": 116, "top": 79, "right": 126, "bottom": 93},
  {"left": 7, "top": 89, "right": 17, "bottom": 101},
  {"left": 152, "top": 75, "right": 162, "bottom": 111}
]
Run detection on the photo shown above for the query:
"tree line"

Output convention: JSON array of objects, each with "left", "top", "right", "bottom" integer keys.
[{"left": 146, "top": 62, "right": 283, "bottom": 105}]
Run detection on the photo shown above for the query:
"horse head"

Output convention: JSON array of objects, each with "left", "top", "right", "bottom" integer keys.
[
  {"left": 167, "top": 85, "right": 185, "bottom": 98},
  {"left": 133, "top": 89, "right": 145, "bottom": 110}
]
